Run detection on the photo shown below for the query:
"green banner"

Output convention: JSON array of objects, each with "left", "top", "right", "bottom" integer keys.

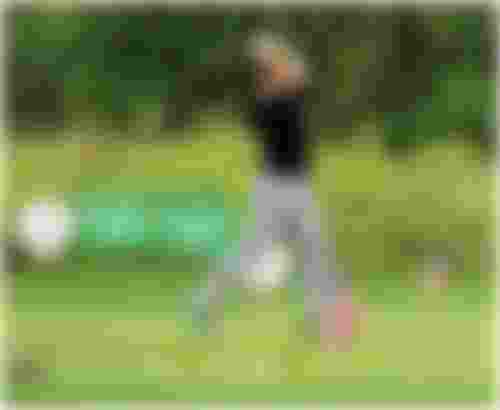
[{"left": 70, "top": 192, "right": 240, "bottom": 258}]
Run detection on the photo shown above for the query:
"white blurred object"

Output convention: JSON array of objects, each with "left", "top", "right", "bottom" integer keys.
[
  {"left": 246, "top": 243, "right": 293, "bottom": 292},
  {"left": 16, "top": 197, "right": 77, "bottom": 262}
]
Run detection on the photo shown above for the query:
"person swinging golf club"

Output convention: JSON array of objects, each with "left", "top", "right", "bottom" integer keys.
[{"left": 195, "top": 31, "right": 354, "bottom": 350}]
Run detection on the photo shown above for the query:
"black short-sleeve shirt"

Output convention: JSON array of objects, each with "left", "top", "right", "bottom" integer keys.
[{"left": 252, "top": 91, "right": 311, "bottom": 176}]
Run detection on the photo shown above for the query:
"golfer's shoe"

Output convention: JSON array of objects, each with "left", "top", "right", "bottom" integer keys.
[
  {"left": 320, "top": 290, "right": 356, "bottom": 352},
  {"left": 191, "top": 307, "right": 211, "bottom": 337}
]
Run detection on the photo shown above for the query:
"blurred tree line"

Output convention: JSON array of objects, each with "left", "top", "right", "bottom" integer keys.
[{"left": 7, "top": 4, "right": 496, "bottom": 157}]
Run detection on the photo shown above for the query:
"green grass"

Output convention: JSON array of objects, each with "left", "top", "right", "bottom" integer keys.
[
  {"left": 6, "top": 127, "right": 495, "bottom": 403},
  {"left": 10, "top": 271, "right": 495, "bottom": 403},
  {"left": 7, "top": 129, "right": 493, "bottom": 277}
]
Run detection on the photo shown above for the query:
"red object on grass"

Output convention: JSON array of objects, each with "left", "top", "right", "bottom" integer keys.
[{"left": 320, "top": 289, "right": 358, "bottom": 352}]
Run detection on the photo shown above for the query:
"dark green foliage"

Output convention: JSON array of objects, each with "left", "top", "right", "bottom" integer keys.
[
  {"left": 382, "top": 12, "right": 495, "bottom": 158},
  {"left": 8, "top": 5, "right": 496, "bottom": 156}
]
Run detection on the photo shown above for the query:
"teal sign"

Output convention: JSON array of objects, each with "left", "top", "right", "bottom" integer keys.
[
  {"left": 79, "top": 207, "right": 147, "bottom": 246},
  {"left": 70, "top": 192, "right": 240, "bottom": 258}
]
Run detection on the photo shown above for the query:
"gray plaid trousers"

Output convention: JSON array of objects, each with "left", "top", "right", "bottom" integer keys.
[{"left": 196, "top": 172, "right": 337, "bottom": 323}]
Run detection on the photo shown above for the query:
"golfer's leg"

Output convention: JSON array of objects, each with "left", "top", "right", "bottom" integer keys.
[
  {"left": 299, "top": 208, "right": 336, "bottom": 325},
  {"left": 298, "top": 201, "right": 355, "bottom": 349},
  {"left": 213, "top": 221, "right": 275, "bottom": 302},
  {"left": 193, "top": 178, "right": 276, "bottom": 331}
]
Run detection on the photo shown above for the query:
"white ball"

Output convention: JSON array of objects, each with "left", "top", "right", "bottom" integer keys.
[
  {"left": 16, "top": 198, "right": 77, "bottom": 261},
  {"left": 246, "top": 243, "right": 293, "bottom": 292}
]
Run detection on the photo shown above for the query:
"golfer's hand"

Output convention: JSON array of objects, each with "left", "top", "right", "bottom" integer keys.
[
  {"left": 257, "top": 62, "right": 305, "bottom": 96},
  {"left": 276, "top": 60, "right": 306, "bottom": 91}
]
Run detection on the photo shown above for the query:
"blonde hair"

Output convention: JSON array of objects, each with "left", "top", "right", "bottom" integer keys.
[{"left": 247, "top": 31, "right": 310, "bottom": 84}]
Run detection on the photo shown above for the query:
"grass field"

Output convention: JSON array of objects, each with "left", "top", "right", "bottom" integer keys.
[
  {"left": 10, "top": 269, "right": 495, "bottom": 403},
  {"left": 5, "top": 128, "right": 496, "bottom": 404},
  {"left": 7, "top": 128, "right": 493, "bottom": 278}
]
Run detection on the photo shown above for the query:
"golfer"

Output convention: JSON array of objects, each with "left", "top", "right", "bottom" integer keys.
[{"left": 195, "top": 32, "right": 353, "bottom": 349}]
